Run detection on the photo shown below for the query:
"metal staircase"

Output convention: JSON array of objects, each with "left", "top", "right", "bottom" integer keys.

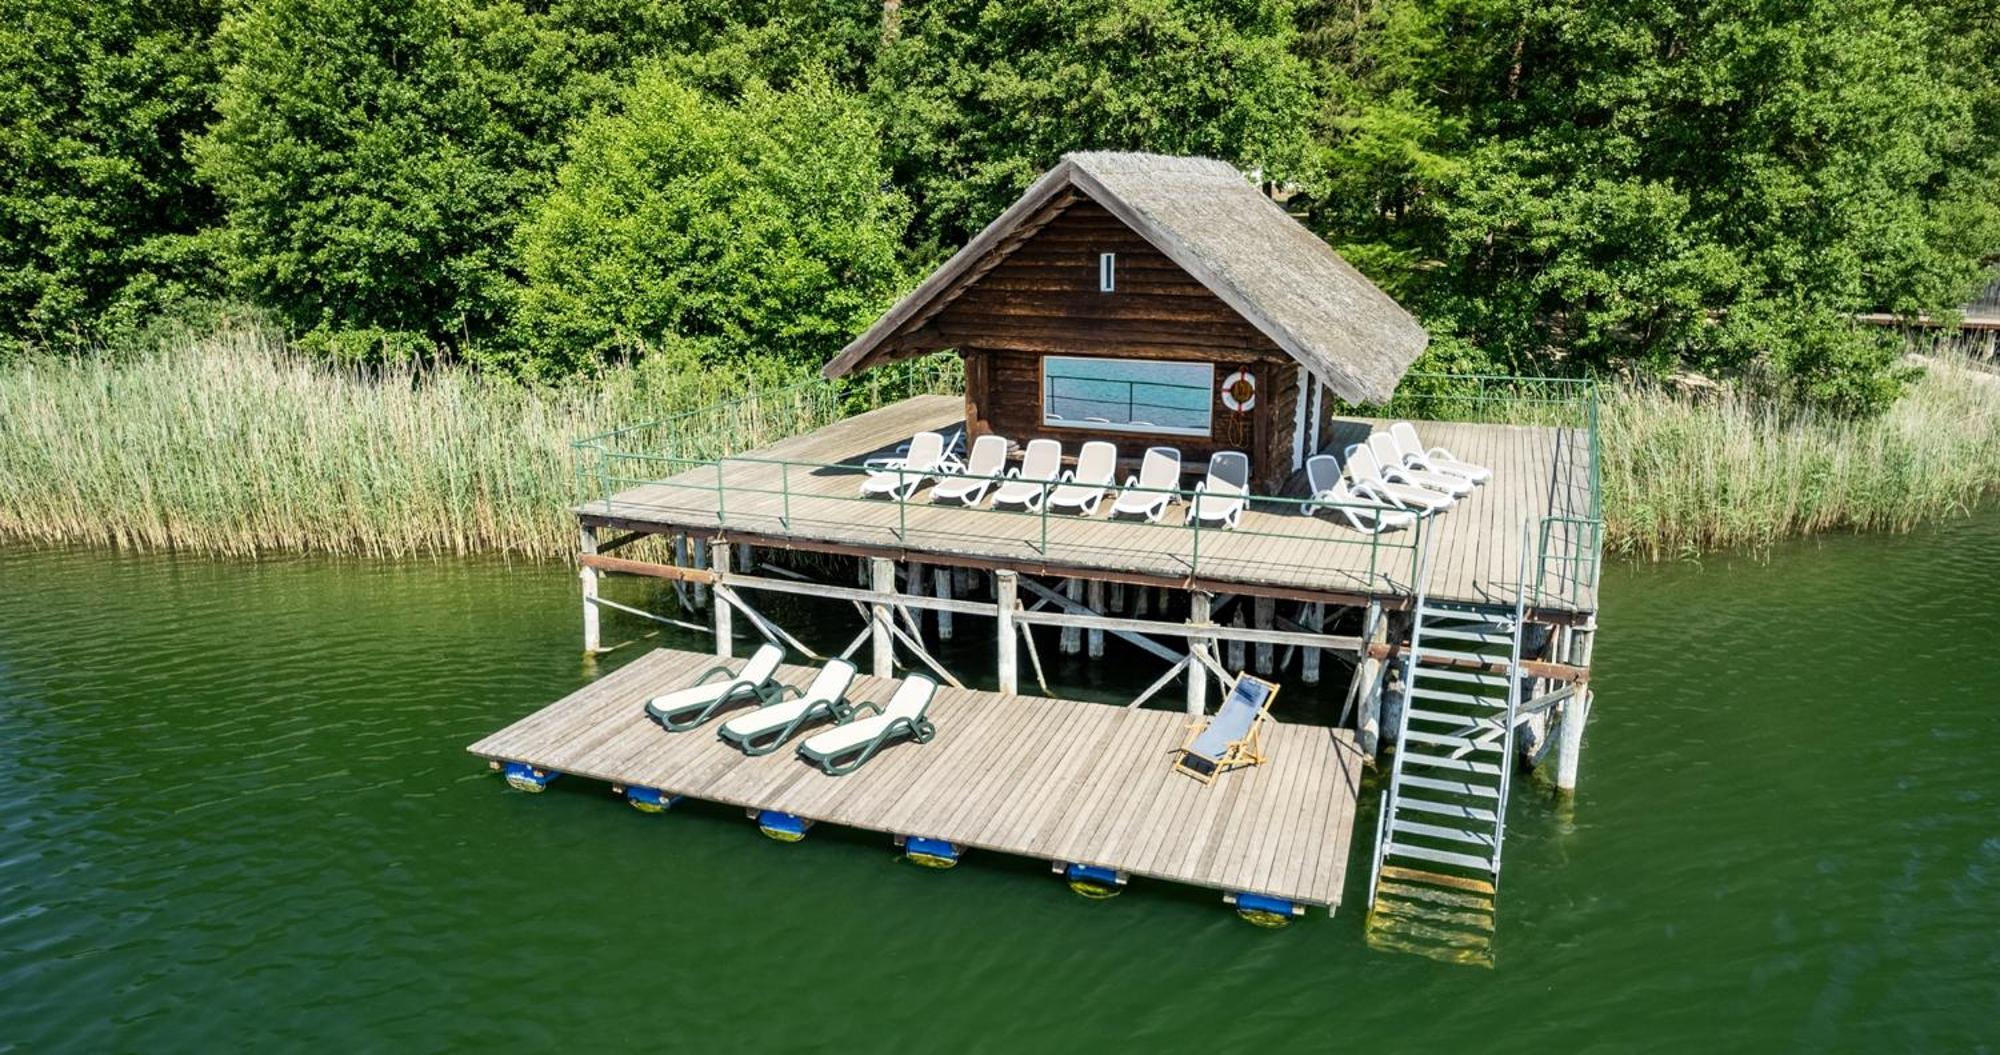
[{"left": 1365, "top": 526, "right": 1532, "bottom": 966}]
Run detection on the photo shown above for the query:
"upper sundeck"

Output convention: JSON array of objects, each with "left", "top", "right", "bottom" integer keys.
[{"left": 572, "top": 373, "right": 1603, "bottom": 617}]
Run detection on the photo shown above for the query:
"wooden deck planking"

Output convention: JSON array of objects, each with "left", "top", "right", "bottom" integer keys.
[
  {"left": 468, "top": 650, "right": 1362, "bottom": 907},
  {"left": 584, "top": 395, "right": 1598, "bottom": 612}
]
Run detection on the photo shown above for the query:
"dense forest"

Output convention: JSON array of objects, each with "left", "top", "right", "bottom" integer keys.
[{"left": 4, "top": 0, "right": 1997, "bottom": 411}]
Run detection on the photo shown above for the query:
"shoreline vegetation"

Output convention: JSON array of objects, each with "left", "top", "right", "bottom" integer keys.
[{"left": 1, "top": 326, "right": 1995, "bottom": 562}]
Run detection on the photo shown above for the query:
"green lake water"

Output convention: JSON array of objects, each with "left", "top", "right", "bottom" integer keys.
[{"left": 2, "top": 513, "right": 1997, "bottom": 1051}]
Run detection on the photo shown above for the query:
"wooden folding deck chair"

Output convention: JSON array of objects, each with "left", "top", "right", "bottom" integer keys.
[{"left": 1173, "top": 673, "right": 1280, "bottom": 784}]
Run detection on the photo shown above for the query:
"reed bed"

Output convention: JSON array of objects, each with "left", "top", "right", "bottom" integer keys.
[
  {"left": 0, "top": 327, "right": 955, "bottom": 558},
  {"left": 1599, "top": 355, "right": 2000, "bottom": 557},
  {"left": 1, "top": 329, "right": 1994, "bottom": 561}
]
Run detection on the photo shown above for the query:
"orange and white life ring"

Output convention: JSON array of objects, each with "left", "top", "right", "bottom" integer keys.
[{"left": 1220, "top": 370, "right": 1257, "bottom": 412}]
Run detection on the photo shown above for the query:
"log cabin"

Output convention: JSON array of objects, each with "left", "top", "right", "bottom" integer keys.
[{"left": 822, "top": 152, "right": 1431, "bottom": 491}]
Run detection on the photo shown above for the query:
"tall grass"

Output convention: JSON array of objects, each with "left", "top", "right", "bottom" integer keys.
[
  {"left": 1600, "top": 355, "right": 2000, "bottom": 558},
  {"left": 1, "top": 328, "right": 1994, "bottom": 561},
  {"left": 0, "top": 325, "right": 956, "bottom": 558}
]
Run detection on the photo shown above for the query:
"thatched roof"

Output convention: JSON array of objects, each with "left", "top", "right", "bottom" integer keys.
[{"left": 823, "top": 151, "right": 1429, "bottom": 404}]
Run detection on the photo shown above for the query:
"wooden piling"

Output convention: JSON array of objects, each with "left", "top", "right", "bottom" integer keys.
[
  {"left": 1253, "top": 596, "right": 1276, "bottom": 674},
  {"left": 1186, "top": 591, "right": 1211, "bottom": 716},
  {"left": 1086, "top": 580, "right": 1106, "bottom": 658},
  {"left": 869, "top": 558, "right": 896, "bottom": 678},
  {"left": 710, "top": 541, "right": 733, "bottom": 658},
  {"left": 580, "top": 524, "right": 602, "bottom": 654},
  {"left": 1300, "top": 603, "right": 1323, "bottom": 684},
  {"left": 1556, "top": 622, "right": 1595, "bottom": 793},
  {"left": 996, "top": 570, "right": 1019, "bottom": 695},
  {"left": 1060, "top": 579, "right": 1083, "bottom": 655},
  {"left": 934, "top": 567, "right": 955, "bottom": 640}
]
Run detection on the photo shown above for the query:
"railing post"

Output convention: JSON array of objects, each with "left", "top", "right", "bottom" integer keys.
[
  {"left": 597, "top": 445, "right": 611, "bottom": 509},
  {"left": 1190, "top": 501, "right": 1201, "bottom": 574},
  {"left": 714, "top": 459, "right": 727, "bottom": 527}
]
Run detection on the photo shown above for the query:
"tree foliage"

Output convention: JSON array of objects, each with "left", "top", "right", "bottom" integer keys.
[
  {"left": 872, "top": 0, "right": 1321, "bottom": 251},
  {"left": 1302, "top": 0, "right": 2000, "bottom": 410},
  {"left": 509, "top": 70, "right": 909, "bottom": 376},
  {"left": 1, "top": 0, "right": 1996, "bottom": 407},
  {"left": 195, "top": 0, "right": 586, "bottom": 360},
  {"left": 0, "top": 0, "right": 220, "bottom": 354}
]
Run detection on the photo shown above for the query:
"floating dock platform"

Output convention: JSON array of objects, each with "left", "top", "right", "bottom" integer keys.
[{"left": 469, "top": 647, "right": 1365, "bottom": 912}]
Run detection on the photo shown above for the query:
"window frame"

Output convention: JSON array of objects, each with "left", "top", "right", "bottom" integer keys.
[
  {"left": 1098, "top": 252, "right": 1116, "bottom": 293},
  {"left": 1039, "top": 355, "right": 1215, "bottom": 438}
]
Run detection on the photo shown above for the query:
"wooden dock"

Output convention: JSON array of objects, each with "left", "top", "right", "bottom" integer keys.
[
  {"left": 579, "top": 394, "right": 1597, "bottom": 613},
  {"left": 468, "top": 647, "right": 1365, "bottom": 910}
]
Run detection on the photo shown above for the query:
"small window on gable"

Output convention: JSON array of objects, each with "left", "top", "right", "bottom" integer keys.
[{"left": 1099, "top": 252, "right": 1116, "bottom": 293}]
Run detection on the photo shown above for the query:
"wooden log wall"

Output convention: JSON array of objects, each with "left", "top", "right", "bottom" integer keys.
[{"left": 910, "top": 200, "right": 1301, "bottom": 490}]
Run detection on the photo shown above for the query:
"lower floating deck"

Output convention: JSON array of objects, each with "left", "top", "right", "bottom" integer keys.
[{"left": 469, "top": 647, "right": 1364, "bottom": 910}]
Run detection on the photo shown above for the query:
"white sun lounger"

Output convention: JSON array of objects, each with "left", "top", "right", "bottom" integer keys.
[
  {"left": 1109, "top": 446, "right": 1181, "bottom": 522},
  {"left": 1390, "top": 421, "right": 1492, "bottom": 484},
  {"left": 859, "top": 430, "right": 957, "bottom": 501},
  {"left": 930, "top": 434, "right": 1009, "bottom": 506},
  {"left": 991, "top": 438, "right": 1062, "bottom": 512},
  {"left": 1047, "top": 440, "right": 1118, "bottom": 516},
  {"left": 644, "top": 643, "right": 786, "bottom": 731},
  {"left": 1301, "top": 454, "right": 1417, "bottom": 534},
  {"left": 1368, "top": 433, "right": 1471, "bottom": 497},
  {"left": 1185, "top": 451, "right": 1250, "bottom": 529},
  {"left": 1344, "top": 443, "right": 1455, "bottom": 512},
  {"left": 797, "top": 674, "right": 938, "bottom": 775},
  {"left": 717, "top": 658, "right": 858, "bottom": 756}
]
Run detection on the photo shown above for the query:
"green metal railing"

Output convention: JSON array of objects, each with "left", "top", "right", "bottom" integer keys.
[{"left": 575, "top": 367, "right": 1605, "bottom": 612}]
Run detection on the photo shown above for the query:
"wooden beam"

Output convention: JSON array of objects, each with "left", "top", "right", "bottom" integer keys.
[
  {"left": 1362, "top": 640, "right": 1584, "bottom": 682},
  {"left": 1016, "top": 608, "right": 1361, "bottom": 652},
  {"left": 720, "top": 569, "right": 996, "bottom": 617},
  {"left": 580, "top": 552, "right": 717, "bottom": 584}
]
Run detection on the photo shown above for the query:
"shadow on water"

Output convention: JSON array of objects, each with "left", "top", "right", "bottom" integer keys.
[{"left": 1, "top": 511, "right": 1997, "bottom": 1050}]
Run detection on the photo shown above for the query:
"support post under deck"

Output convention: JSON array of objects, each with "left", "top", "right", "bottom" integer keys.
[
  {"left": 869, "top": 558, "right": 896, "bottom": 678},
  {"left": 1186, "top": 591, "right": 1211, "bottom": 716},
  {"left": 995, "top": 570, "right": 1019, "bottom": 696},
  {"left": 1555, "top": 620, "right": 1596, "bottom": 794},
  {"left": 711, "top": 541, "right": 732, "bottom": 658},
  {"left": 580, "top": 524, "right": 602, "bottom": 654}
]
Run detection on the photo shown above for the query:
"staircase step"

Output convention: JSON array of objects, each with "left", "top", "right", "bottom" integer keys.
[
  {"left": 1422, "top": 627, "right": 1513, "bottom": 645},
  {"left": 1372, "top": 890, "right": 1497, "bottom": 931},
  {"left": 1414, "top": 668, "right": 1512, "bottom": 687},
  {"left": 1379, "top": 864, "right": 1498, "bottom": 895},
  {"left": 1393, "top": 818, "right": 1498, "bottom": 847},
  {"left": 1417, "top": 645, "right": 1508, "bottom": 665},
  {"left": 1399, "top": 774, "right": 1501, "bottom": 800},
  {"left": 1396, "top": 797, "right": 1500, "bottom": 823},
  {"left": 1375, "top": 879, "right": 1496, "bottom": 913},
  {"left": 1362, "top": 929, "right": 1495, "bottom": 969},
  {"left": 1398, "top": 751, "right": 1502, "bottom": 776},
  {"left": 1385, "top": 841, "right": 1497, "bottom": 873},
  {"left": 1406, "top": 708, "right": 1504, "bottom": 733},
  {"left": 1402, "top": 729, "right": 1503, "bottom": 754},
  {"left": 1419, "top": 605, "right": 1512, "bottom": 625},
  {"left": 1406, "top": 685, "right": 1506, "bottom": 707}
]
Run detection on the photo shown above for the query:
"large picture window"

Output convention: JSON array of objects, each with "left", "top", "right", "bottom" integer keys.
[{"left": 1042, "top": 356, "right": 1213, "bottom": 437}]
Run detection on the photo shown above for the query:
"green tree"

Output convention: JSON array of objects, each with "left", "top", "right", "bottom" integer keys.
[
  {"left": 196, "top": 0, "right": 588, "bottom": 360},
  {"left": 508, "top": 69, "right": 910, "bottom": 376},
  {"left": 0, "top": 0, "right": 220, "bottom": 354},
  {"left": 872, "top": 0, "right": 1322, "bottom": 252},
  {"left": 1304, "top": 0, "right": 2000, "bottom": 411}
]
